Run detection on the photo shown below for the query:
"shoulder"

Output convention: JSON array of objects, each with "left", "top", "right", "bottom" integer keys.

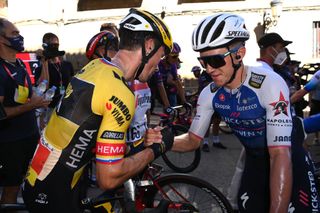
[{"left": 246, "top": 64, "right": 286, "bottom": 90}]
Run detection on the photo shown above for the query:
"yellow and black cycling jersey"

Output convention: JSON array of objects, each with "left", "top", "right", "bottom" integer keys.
[{"left": 26, "top": 58, "right": 135, "bottom": 189}]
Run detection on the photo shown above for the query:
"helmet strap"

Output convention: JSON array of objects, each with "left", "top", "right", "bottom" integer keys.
[
  {"left": 226, "top": 47, "right": 241, "bottom": 84},
  {"left": 134, "top": 40, "right": 161, "bottom": 80}
]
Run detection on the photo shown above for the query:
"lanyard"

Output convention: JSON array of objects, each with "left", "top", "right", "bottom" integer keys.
[
  {"left": 3, "top": 63, "right": 29, "bottom": 88},
  {"left": 52, "top": 62, "right": 63, "bottom": 87}
]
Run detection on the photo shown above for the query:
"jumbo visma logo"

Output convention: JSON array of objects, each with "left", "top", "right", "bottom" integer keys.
[{"left": 107, "top": 95, "right": 132, "bottom": 126}]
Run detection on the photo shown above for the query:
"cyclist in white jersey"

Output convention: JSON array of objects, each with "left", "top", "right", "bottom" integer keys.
[{"left": 170, "top": 13, "right": 319, "bottom": 212}]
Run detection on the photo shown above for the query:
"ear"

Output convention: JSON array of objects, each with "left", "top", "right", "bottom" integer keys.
[
  {"left": 236, "top": 46, "right": 246, "bottom": 61},
  {"left": 144, "top": 38, "right": 154, "bottom": 53}
]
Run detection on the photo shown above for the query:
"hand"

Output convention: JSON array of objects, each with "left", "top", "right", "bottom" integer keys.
[
  {"left": 28, "top": 94, "right": 51, "bottom": 109},
  {"left": 148, "top": 127, "right": 174, "bottom": 159},
  {"left": 144, "top": 126, "right": 163, "bottom": 147}
]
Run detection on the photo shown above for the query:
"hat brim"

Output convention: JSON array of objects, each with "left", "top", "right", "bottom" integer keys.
[{"left": 283, "top": 40, "right": 292, "bottom": 47}]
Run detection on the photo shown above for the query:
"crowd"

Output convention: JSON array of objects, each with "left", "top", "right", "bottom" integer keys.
[{"left": 0, "top": 7, "right": 319, "bottom": 213}]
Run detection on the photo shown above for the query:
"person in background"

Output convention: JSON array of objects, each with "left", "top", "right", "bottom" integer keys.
[
  {"left": 291, "top": 69, "right": 320, "bottom": 144},
  {"left": 99, "top": 22, "right": 120, "bottom": 60},
  {"left": 85, "top": 31, "right": 119, "bottom": 62},
  {"left": 35, "top": 32, "right": 74, "bottom": 129},
  {"left": 0, "top": 18, "right": 50, "bottom": 204},
  {"left": 157, "top": 42, "right": 188, "bottom": 107}
]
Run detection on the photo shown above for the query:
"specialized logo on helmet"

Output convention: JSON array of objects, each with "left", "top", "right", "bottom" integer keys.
[{"left": 226, "top": 31, "right": 249, "bottom": 38}]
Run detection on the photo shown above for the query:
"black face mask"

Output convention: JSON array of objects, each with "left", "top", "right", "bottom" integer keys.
[{"left": 3, "top": 35, "right": 24, "bottom": 52}]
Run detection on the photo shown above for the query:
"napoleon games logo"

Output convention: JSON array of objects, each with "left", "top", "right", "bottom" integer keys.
[{"left": 269, "top": 91, "right": 289, "bottom": 116}]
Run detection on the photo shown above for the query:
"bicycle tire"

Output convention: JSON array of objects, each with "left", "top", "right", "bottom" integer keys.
[
  {"left": 143, "top": 174, "right": 233, "bottom": 213},
  {"left": 219, "top": 121, "right": 233, "bottom": 134},
  {"left": 161, "top": 124, "right": 201, "bottom": 173}
]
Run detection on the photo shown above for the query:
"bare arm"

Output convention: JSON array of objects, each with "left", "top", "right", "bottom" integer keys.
[
  {"left": 268, "top": 147, "right": 292, "bottom": 213},
  {"left": 290, "top": 88, "right": 308, "bottom": 104},
  {"left": 171, "top": 131, "right": 201, "bottom": 152},
  {"left": 96, "top": 147, "right": 155, "bottom": 190},
  {"left": 157, "top": 82, "right": 170, "bottom": 108},
  {"left": 0, "top": 95, "right": 50, "bottom": 119}
]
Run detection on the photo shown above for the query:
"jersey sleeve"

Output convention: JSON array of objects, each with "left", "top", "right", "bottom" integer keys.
[
  {"left": 261, "top": 73, "right": 292, "bottom": 147},
  {"left": 189, "top": 83, "right": 215, "bottom": 139},
  {"left": 304, "top": 70, "right": 320, "bottom": 92},
  {"left": 93, "top": 70, "right": 135, "bottom": 164}
]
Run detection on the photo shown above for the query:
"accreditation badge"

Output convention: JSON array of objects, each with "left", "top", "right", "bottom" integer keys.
[{"left": 14, "top": 85, "right": 29, "bottom": 104}]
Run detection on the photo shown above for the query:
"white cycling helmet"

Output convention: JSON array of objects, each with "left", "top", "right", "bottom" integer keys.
[{"left": 192, "top": 13, "right": 250, "bottom": 52}]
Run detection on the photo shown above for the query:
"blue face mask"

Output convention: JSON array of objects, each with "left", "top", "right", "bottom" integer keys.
[{"left": 4, "top": 35, "right": 24, "bottom": 52}]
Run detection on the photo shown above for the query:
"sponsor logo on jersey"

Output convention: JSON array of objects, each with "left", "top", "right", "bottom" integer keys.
[
  {"left": 66, "top": 129, "right": 97, "bottom": 169},
  {"left": 101, "top": 130, "right": 124, "bottom": 140},
  {"left": 307, "top": 171, "right": 319, "bottom": 211},
  {"left": 240, "top": 192, "right": 249, "bottom": 209},
  {"left": 269, "top": 91, "right": 289, "bottom": 116},
  {"left": 136, "top": 94, "right": 151, "bottom": 106},
  {"left": 249, "top": 72, "right": 266, "bottom": 88},
  {"left": 219, "top": 93, "right": 225, "bottom": 101},
  {"left": 96, "top": 142, "right": 126, "bottom": 156},
  {"left": 273, "top": 136, "right": 291, "bottom": 142},
  {"left": 214, "top": 103, "right": 230, "bottom": 110},
  {"left": 236, "top": 104, "right": 257, "bottom": 111},
  {"left": 106, "top": 102, "right": 112, "bottom": 110},
  {"left": 223, "top": 116, "right": 265, "bottom": 126},
  {"left": 109, "top": 95, "right": 132, "bottom": 126},
  {"left": 267, "top": 118, "right": 292, "bottom": 127},
  {"left": 35, "top": 193, "right": 48, "bottom": 205}
]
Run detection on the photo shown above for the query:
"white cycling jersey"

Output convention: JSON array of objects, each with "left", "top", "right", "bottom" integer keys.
[
  {"left": 126, "top": 80, "right": 151, "bottom": 143},
  {"left": 190, "top": 64, "right": 292, "bottom": 153}
]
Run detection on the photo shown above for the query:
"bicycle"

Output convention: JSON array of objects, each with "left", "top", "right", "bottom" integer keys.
[
  {"left": 151, "top": 105, "right": 201, "bottom": 173},
  {"left": 82, "top": 162, "right": 233, "bottom": 213}
]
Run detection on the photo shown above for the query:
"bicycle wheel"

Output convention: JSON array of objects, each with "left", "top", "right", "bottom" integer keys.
[
  {"left": 219, "top": 121, "right": 233, "bottom": 134},
  {"left": 144, "top": 174, "right": 233, "bottom": 213},
  {"left": 161, "top": 124, "right": 201, "bottom": 173}
]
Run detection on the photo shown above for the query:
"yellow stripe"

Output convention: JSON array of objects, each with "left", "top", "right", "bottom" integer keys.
[
  {"left": 26, "top": 167, "right": 37, "bottom": 187},
  {"left": 95, "top": 202, "right": 114, "bottom": 212},
  {"left": 45, "top": 111, "right": 79, "bottom": 149},
  {"left": 139, "top": 10, "right": 172, "bottom": 51},
  {"left": 71, "top": 165, "right": 85, "bottom": 189}
]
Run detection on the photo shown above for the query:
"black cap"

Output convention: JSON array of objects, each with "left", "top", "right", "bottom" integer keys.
[{"left": 258, "top": 33, "right": 292, "bottom": 49}]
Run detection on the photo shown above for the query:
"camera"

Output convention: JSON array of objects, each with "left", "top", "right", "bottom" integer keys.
[{"left": 39, "top": 43, "right": 65, "bottom": 60}]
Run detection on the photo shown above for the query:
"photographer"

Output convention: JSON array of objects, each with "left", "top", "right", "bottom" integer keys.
[{"left": 35, "top": 32, "right": 74, "bottom": 129}]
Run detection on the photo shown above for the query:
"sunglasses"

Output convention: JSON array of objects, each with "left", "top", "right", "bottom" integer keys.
[{"left": 197, "top": 47, "right": 240, "bottom": 69}]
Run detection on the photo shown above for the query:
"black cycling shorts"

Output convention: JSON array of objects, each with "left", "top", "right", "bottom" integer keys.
[
  {"left": 237, "top": 117, "right": 320, "bottom": 212},
  {"left": 0, "top": 135, "right": 38, "bottom": 186}
]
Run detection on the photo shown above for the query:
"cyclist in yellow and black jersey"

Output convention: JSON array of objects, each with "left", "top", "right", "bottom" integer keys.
[{"left": 22, "top": 8, "right": 174, "bottom": 213}]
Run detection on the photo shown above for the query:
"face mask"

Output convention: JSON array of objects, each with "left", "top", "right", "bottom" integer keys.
[
  {"left": 4, "top": 35, "right": 24, "bottom": 52},
  {"left": 274, "top": 51, "right": 288, "bottom": 66}
]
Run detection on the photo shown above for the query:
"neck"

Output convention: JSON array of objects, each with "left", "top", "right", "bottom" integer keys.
[
  {"left": 257, "top": 56, "right": 273, "bottom": 67},
  {"left": 225, "top": 65, "right": 246, "bottom": 89},
  {"left": 112, "top": 50, "right": 141, "bottom": 81},
  {"left": 0, "top": 47, "right": 16, "bottom": 63}
]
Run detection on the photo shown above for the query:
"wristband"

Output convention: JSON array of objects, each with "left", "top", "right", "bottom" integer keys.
[{"left": 149, "top": 142, "right": 166, "bottom": 159}]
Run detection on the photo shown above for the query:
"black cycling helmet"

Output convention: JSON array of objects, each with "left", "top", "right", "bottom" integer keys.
[
  {"left": 119, "top": 8, "right": 173, "bottom": 79},
  {"left": 120, "top": 8, "right": 173, "bottom": 55},
  {"left": 86, "top": 31, "right": 118, "bottom": 60}
]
